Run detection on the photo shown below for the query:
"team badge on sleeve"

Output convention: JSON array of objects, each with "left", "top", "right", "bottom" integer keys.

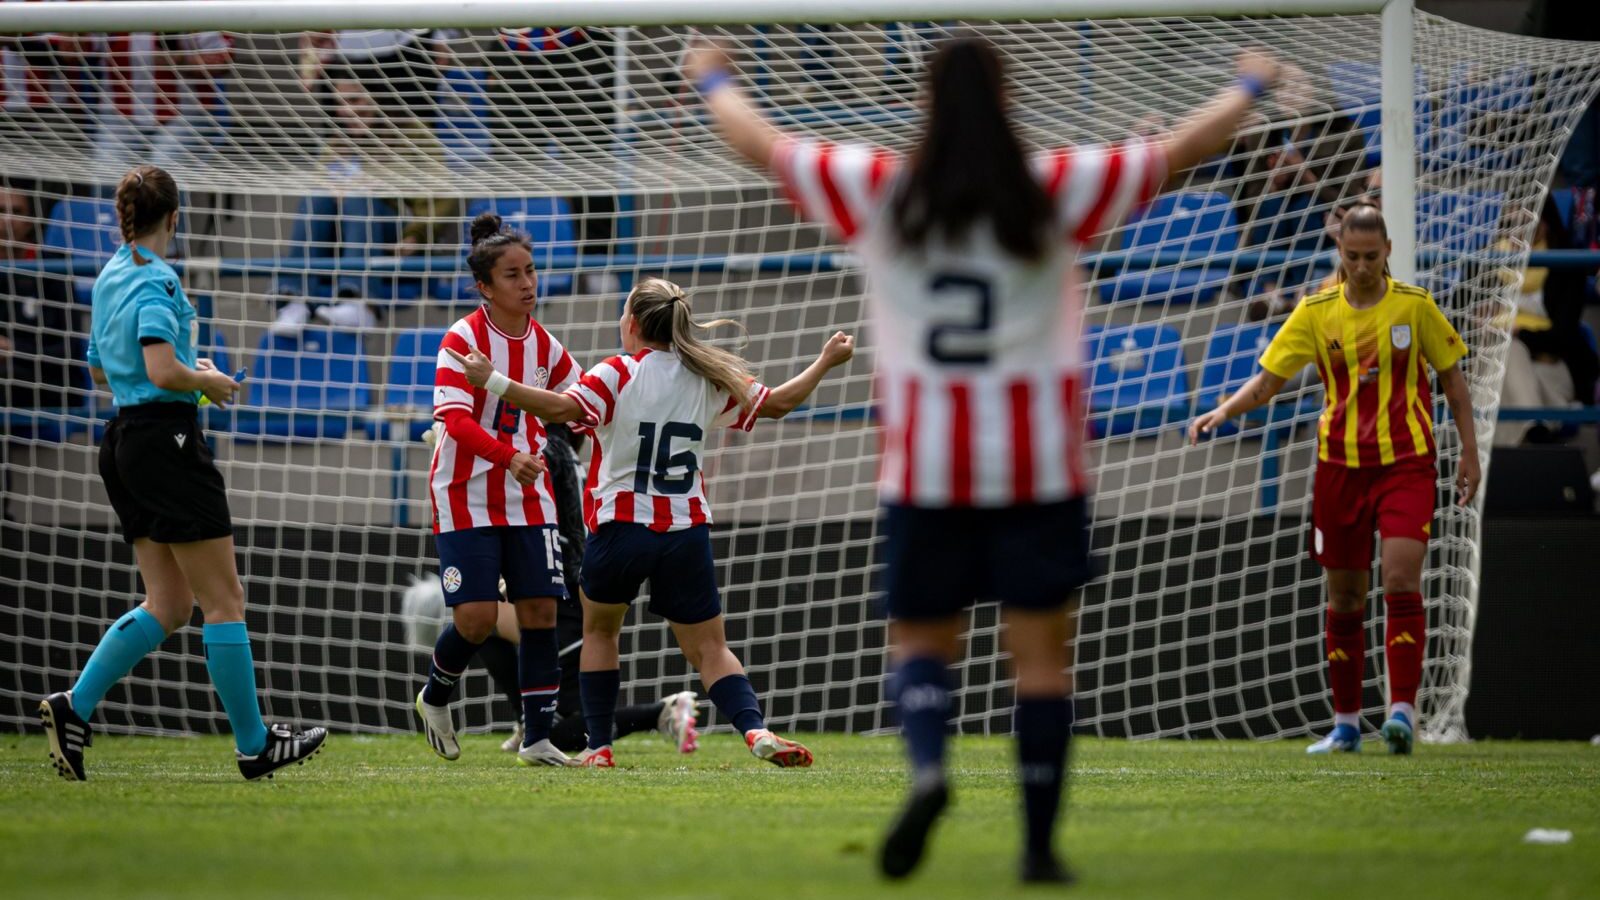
[{"left": 1391, "top": 325, "right": 1411, "bottom": 350}]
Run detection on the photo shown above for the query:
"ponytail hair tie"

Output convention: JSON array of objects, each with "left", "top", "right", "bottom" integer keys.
[{"left": 133, "top": 172, "right": 145, "bottom": 186}]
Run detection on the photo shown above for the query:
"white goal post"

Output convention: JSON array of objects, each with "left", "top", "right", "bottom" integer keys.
[{"left": 3, "top": 0, "right": 1598, "bottom": 745}]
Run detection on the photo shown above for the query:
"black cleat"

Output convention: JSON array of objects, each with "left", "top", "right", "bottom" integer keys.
[
  {"left": 40, "top": 692, "right": 90, "bottom": 782},
  {"left": 236, "top": 722, "right": 327, "bottom": 781},
  {"left": 879, "top": 778, "right": 950, "bottom": 879},
  {"left": 1020, "top": 852, "right": 1076, "bottom": 885}
]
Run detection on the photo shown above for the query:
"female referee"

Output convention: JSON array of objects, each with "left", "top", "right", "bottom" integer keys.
[
  {"left": 40, "top": 164, "right": 326, "bottom": 782},
  {"left": 414, "top": 211, "right": 584, "bottom": 767},
  {"left": 447, "top": 277, "right": 854, "bottom": 769},
  {"left": 1190, "top": 204, "right": 1481, "bottom": 756},
  {"left": 686, "top": 37, "right": 1279, "bottom": 882}
]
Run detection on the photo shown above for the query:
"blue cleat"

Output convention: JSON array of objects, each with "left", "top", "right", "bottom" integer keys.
[
  {"left": 1306, "top": 723, "right": 1361, "bottom": 754},
  {"left": 1380, "top": 711, "right": 1414, "bottom": 756}
]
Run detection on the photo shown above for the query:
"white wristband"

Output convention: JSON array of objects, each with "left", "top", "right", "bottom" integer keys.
[{"left": 484, "top": 370, "right": 512, "bottom": 398}]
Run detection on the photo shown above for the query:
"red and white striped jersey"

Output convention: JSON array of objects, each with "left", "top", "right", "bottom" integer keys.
[
  {"left": 430, "top": 306, "right": 581, "bottom": 534},
  {"left": 770, "top": 135, "right": 1167, "bottom": 507},
  {"left": 566, "top": 348, "right": 770, "bottom": 533}
]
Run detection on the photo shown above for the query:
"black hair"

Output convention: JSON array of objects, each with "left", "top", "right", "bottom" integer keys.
[
  {"left": 890, "top": 37, "right": 1052, "bottom": 262},
  {"left": 466, "top": 212, "right": 533, "bottom": 286}
]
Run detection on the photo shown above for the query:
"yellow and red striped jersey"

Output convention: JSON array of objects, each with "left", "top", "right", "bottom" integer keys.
[{"left": 1259, "top": 278, "right": 1466, "bottom": 468}]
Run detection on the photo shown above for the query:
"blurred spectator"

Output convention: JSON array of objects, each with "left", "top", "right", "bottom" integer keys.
[
  {"left": 1523, "top": 0, "right": 1600, "bottom": 189},
  {"left": 93, "top": 31, "right": 236, "bottom": 171},
  {"left": 1493, "top": 196, "right": 1599, "bottom": 446},
  {"left": 1246, "top": 172, "right": 1382, "bottom": 323},
  {"left": 493, "top": 27, "right": 619, "bottom": 292},
  {"left": 0, "top": 179, "right": 76, "bottom": 408},
  {"left": 274, "top": 60, "right": 458, "bottom": 333}
]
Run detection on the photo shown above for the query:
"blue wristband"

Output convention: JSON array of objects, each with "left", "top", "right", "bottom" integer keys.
[
  {"left": 696, "top": 69, "right": 734, "bottom": 96},
  {"left": 1239, "top": 74, "right": 1267, "bottom": 101}
]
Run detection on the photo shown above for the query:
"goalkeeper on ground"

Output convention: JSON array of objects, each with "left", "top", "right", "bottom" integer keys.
[{"left": 411, "top": 422, "right": 698, "bottom": 754}]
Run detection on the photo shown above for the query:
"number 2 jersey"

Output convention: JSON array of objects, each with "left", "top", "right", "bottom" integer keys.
[
  {"left": 430, "top": 306, "right": 580, "bottom": 533},
  {"left": 566, "top": 348, "right": 770, "bottom": 532},
  {"left": 770, "top": 135, "right": 1166, "bottom": 508}
]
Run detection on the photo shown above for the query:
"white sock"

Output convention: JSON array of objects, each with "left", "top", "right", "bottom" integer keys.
[
  {"left": 1333, "top": 712, "right": 1361, "bottom": 729},
  {"left": 1390, "top": 702, "right": 1416, "bottom": 723}
]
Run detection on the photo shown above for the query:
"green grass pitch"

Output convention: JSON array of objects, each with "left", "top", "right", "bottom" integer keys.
[{"left": 2, "top": 732, "right": 1595, "bottom": 899}]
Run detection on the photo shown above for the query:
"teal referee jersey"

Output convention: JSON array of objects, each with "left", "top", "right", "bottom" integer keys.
[{"left": 87, "top": 245, "right": 198, "bottom": 408}]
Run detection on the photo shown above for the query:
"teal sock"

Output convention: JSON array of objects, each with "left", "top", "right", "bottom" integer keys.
[
  {"left": 71, "top": 607, "right": 169, "bottom": 720},
  {"left": 202, "top": 622, "right": 269, "bottom": 756}
]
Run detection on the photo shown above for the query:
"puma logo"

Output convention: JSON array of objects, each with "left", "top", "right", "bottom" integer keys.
[{"left": 174, "top": 433, "right": 187, "bottom": 448}]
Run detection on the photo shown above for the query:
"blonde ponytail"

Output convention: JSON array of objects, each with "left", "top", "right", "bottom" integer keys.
[{"left": 627, "top": 278, "right": 756, "bottom": 411}]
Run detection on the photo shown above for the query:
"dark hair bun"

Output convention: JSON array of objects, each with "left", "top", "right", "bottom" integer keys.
[{"left": 469, "top": 212, "right": 503, "bottom": 245}]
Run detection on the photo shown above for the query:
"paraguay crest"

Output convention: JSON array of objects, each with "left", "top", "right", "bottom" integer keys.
[{"left": 1391, "top": 324, "right": 1412, "bottom": 350}]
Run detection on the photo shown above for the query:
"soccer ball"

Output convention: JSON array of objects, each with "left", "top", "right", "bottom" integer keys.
[{"left": 399, "top": 574, "right": 445, "bottom": 651}]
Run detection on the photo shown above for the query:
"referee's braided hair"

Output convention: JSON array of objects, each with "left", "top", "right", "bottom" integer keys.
[
  {"left": 627, "top": 277, "right": 756, "bottom": 413},
  {"left": 891, "top": 36, "right": 1051, "bottom": 263},
  {"left": 467, "top": 211, "right": 533, "bottom": 292},
  {"left": 114, "top": 165, "right": 180, "bottom": 267}
]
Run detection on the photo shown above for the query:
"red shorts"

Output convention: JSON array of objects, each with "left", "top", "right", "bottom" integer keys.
[{"left": 1310, "top": 457, "right": 1437, "bottom": 570}]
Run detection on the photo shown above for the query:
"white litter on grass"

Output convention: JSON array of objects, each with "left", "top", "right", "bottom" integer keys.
[{"left": 1523, "top": 829, "right": 1573, "bottom": 845}]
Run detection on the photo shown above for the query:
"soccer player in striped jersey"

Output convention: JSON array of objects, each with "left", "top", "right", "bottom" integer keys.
[
  {"left": 446, "top": 277, "right": 854, "bottom": 769},
  {"left": 415, "top": 211, "right": 583, "bottom": 768},
  {"left": 686, "top": 37, "right": 1279, "bottom": 882},
  {"left": 1191, "top": 205, "right": 1480, "bottom": 755}
]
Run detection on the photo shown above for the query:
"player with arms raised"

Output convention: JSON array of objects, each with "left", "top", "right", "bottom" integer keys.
[
  {"left": 687, "top": 36, "right": 1279, "bottom": 883},
  {"left": 1190, "top": 205, "right": 1481, "bottom": 755},
  {"left": 414, "top": 211, "right": 582, "bottom": 767},
  {"left": 447, "top": 277, "right": 853, "bottom": 768}
]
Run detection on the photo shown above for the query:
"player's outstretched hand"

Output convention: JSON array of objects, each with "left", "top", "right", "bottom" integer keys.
[
  {"left": 443, "top": 347, "right": 496, "bottom": 389},
  {"left": 820, "top": 331, "right": 855, "bottom": 369},
  {"left": 1237, "top": 50, "right": 1281, "bottom": 90},
  {"left": 683, "top": 39, "right": 733, "bottom": 84},
  {"left": 1188, "top": 408, "right": 1230, "bottom": 445},
  {"left": 1455, "top": 451, "right": 1481, "bottom": 507},
  {"left": 508, "top": 451, "right": 546, "bottom": 486}
]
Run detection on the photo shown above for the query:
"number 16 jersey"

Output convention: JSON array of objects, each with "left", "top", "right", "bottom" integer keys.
[
  {"left": 770, "top": 135, "right": 1166, "bottom": 508},
  {"left": 567, "top": 348, "right": 770, "bottom": 533}
]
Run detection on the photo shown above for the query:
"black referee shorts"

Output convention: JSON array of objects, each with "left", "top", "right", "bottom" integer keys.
[{"left": 99, "top": 401, "right": 234, "bottom": 545}]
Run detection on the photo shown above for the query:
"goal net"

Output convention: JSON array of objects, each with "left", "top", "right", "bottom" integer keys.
[{"left": 3, "top": 3, "right": 1597, "bottom": 743}]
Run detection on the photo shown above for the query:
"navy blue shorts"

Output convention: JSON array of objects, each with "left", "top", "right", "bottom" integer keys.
[
  {"left": 581, "top": 523, "right": 721, "bottom": 625},
  {"left": 434, "top": 525, "right": 567, "bottom": 606},
  {"left": 882, "top": 498, "right": 1094, "bottom": 621}
]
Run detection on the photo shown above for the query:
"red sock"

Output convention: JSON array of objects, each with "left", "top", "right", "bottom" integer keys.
[
  {"left": 1384, "top": 592, "right": 1425, "bottom": 708},
  {"left": 1326, "top": 608, "right": 1366, "bottom": 715}
]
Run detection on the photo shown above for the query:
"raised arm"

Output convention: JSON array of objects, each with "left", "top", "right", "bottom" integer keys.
[
  {"left": 1437, "top": 363, "right": 1480, "bottom": 506},
  {"left": 1159, "top": 51, "right": 1281, "bottom": 183},
  {"left": 684, "top": 42, "right": 784, "bottom": 169},
  {"left": 760, "top": 331, "right": 856, "bottom": 419},
  {"left": 1187, "top": 368, "right": 1289, "bottom": 445},
  {"left": 444, "top": 347, "right": 587, "bottom": 424}
]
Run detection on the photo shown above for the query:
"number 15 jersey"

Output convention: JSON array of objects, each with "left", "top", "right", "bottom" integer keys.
[
  {"left": 567, "top": 348, "right": 771, "bottom": 533},
  {"left": 770, "top": 135, "right": 1166, "bottom": 508}
]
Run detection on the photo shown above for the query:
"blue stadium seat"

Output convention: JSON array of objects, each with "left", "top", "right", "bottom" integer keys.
[
  {"left": 1098, "top": 192, "right": 1237, "bottom": 305},
  {"left": 1419, "top": 190, "right": 1503, "bottom": 257},
  {"left": 434, "top": 197, "right": 578, "bottom": 301},
  {"left": 1086, "top": 323, "right": 1191, "bottom": 436},
  {"left": 435, "top": 68, "right": 493, "bottom": 168},
  {"left": 42, "top": 197, "right": 120, "bottom": 303},
  {"left": 364, "top": 327, "right": 449, "bottom": 442},
  {"left": 231, "top": 328, "right": 371, "bottom": 441},
  {"left": 1197, "top": 322, "right": 1323, "bottom": 436},
  {"left": 1326, "top": 61, "right": 1432, "bottom": 169},
  {"left": 1552, "top": 187, "right": 1576, "bottom": 230}
]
